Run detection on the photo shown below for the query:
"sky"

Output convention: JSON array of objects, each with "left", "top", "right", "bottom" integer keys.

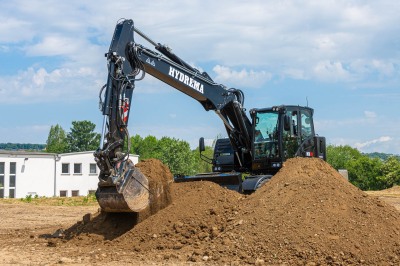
[{"left": 0, "top": 0, "right": 399, "bottom": 154}]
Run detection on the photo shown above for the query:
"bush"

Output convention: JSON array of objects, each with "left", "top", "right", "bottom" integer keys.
[{"left": 327, "top": 144, "right": 400, "bottom": 190}]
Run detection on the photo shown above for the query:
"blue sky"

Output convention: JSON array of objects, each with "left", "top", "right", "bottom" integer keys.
[{"left": 0, "top": 0, "right": 399, "bottom": 154}]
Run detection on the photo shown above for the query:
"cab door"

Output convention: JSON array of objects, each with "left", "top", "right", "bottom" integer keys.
[
  {"left": 299, "top": 108, "right": 314, "bottom": 141},
  {"left": 282, "top": 107, "right": 301, "bottom": 159}
]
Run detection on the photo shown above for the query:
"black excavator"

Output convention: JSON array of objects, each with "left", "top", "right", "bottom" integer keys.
[{"left": 94, "top": 19, "right": 326, "bottom": 213}]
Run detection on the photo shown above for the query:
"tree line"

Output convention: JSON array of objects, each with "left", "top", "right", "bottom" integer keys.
[
  {"left": 14, "top": 120, "right": 400, "bottom": 191},
  {"left": 0, "top": 143, "right": 46, "bottom": 151},
  {"left": 44, "top": 120, "right": 213, "bottom": 174},
  {"left": 130, "top": 134, "right": 213, "bottom": 175},
  {"left": 327, "top": 145, "right": 400, "bottom": 191}
]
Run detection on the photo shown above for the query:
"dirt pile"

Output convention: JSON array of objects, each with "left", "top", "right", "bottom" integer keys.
[
  {"left": 136, "top": 158, "right": 173, "bottom": 216},
  {"left": 64, "top": 159, "right": 173, "bottom": 240},
  {"left": 63, "top": 158, "right": 400, "bottom": 265},
  {"left": 235, "top": 158, "right": 400, "bottom": 265}
]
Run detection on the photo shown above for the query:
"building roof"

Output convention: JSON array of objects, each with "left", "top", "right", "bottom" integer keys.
[
  {"left": 0, "top": 150, "right": 56, "bottom": 158},
  {"left": 0, "top": 150, "right": 138, "bottom": 159}
]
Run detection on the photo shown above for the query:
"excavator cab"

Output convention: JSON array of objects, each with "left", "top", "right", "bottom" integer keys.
[
  {"left": 178, "top": 106, "right": 326, "bottom": 194},
  {"left": 250, "top": 105, "right": 326, "bottom": 175}
]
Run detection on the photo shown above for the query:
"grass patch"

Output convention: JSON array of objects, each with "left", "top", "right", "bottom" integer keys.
[{"left": 0, "top": 193, "right": 98, "bottom": 206}]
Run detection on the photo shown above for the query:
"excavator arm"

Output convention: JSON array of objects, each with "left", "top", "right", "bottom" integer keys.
[
  {"left": 94, "top": 19, "right": 253, "bottom": 212},
  {"left": 127, "top": 20, "right": 253, "bottom": 153}
]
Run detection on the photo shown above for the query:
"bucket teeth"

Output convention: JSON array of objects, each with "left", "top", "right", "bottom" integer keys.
[{"left": 96, "top": 159, "right": 149, "bottom": 213}]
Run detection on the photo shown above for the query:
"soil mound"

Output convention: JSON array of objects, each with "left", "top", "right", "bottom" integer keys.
[
  {"left": 64, "top": 159, "right": 173, "bottom": 240},
  {"left": 63, "top": 158, "right": 400, "bottom": 265},
  {"left": 236, "top": 158, "right": 400, "bottom": 265},
  {"left": 136, "top": 158, "right": 173, "bottom": 216},
  {"left": 118, "top": 181, "right": 243, "bottom": 259}
]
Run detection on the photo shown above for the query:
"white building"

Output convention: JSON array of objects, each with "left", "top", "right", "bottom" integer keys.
[{"left": 0, "top": 150, "right": 138, "bottom": 198}]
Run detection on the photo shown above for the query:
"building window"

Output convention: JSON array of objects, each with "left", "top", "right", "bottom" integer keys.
[
  {"left": 74, "top": 163, "right": 82, "bottom": 174},
  {"left": 60, "top": 190, "right": 67, "bottom": 197},
  {"left": 9, "top": 175, "right": 16, "bottom": 187},
  {"left": 0, "top": 162, "right": 4, "bottom": 175},
  {"left": 0, "top": 162, "right": 3, "bottom": 198},
  {"left": 0, "top": 162, "right": 4, "bottom": 189},
  {"left": 9, "top": 163, "right": 16, "bottom": 195},
  {"left": 10, "top": 162, "right": 16, "bottom": 175},
  {"left": 9, "top": 189, "right": 15, "bottom": 198},
  {"left": 71, "top": 190, "right": 79, "bottom": 197},
  {"left": 89, "top": 163, "right": 97, "bottom": 174},
  {"left": 62, "top": 163, "right": 69, "bottom": 174}
]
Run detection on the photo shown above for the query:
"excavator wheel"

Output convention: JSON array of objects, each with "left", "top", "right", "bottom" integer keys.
[{"left": 96, "top": 159, "right": 150, "bottom": 212}]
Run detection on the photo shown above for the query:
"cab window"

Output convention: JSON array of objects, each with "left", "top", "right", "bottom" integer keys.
[
  {"left": 253, "top": 112, "right": 279, "bottom": 159},
  {"left": 300, "top": 109, "right": 312, "bottom": 139},
  {"left": 283, "top": 109, "right": 300, "bottom": 159}
]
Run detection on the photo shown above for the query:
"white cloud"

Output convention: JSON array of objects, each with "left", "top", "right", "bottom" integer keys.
[
  {"left": 25, "top": 36, "right": 83, "bottom": 57},
  {"left": 341, "top": 5, "right": 378, "bottom": 28},
  {"left": 0, "top": 0, "right": 399, "bottom": 98},
  {"left": 313, "top": 61, "right": 351, "bottom": 82},
  {"left": 371, "top": 60, "right": 395, "bottom": 76},
  {"left": 282, "top": 68, "right": 307, "bottom": 80},
  {"left": 349, "top": 59, "right": 397, "bottom": 78},
  {"left": 364, "top": 111, "right": 377, "bottom": 119},
  {"left": 0, "top": 66, "right": 102, "bottom": 103},
  {"left": 354, "top": 136, "right": 392, "bottom": 150},
  {"left": 0, "top": 17, "right": 34, "bottom": 43},
  {"left": 327, "top": 136, "right": 399, "bottom": 154},
  {"left": 0, "top": 45, "right": 10, "bottom": 52},
  {"left": 315, "top": 118, "right": 366, "bottom": 132},
  {"left": 314, "top": 35, "right": 336, "bottom": 51},
  {"left": 316, "top": 110, "right": 382, "bottom": 136},
  {"left": 213, "top": 65, "right": 272, "bottom": 88}
]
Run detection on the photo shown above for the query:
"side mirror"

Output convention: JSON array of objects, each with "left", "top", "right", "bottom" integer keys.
[
  {"left": 284, "top": 115, "right": 291, "bottom": 131},
  {"left": 199, "top": 137, "right": 205, "bottom": 152}
]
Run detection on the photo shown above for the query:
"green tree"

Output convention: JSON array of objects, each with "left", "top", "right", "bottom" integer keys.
[
  {"left": 67, "top": 120, "right": 100, "bottom": 152},
  {"left": 138, "top": 135, "right": 160, "bottom": 160},
  {"left": 130, "top": 134, "right": 143, "bottom": 155},
  {"left": 192, "top": 145, "right": 214, "bottom": 173},
  {"left": 380, "top": 156, "right": 400, "bottom": 187},
  {"left": 346, "top": 156, "right": 384, "bottom": 190},
  {"left": 157, "top": 137, "right": 197, "bottom": 175},
  {"left": 46, "top": 124, "right": 68, "bottom": 153},
  {"left": 326, "top": 144, "right": 388, "bottom": 190},
  {"left": 326, "top": 144, "right": 362, "bottom": 170},
  {"left": 130, "top": 134, "right": 199, "bottom": 175}
]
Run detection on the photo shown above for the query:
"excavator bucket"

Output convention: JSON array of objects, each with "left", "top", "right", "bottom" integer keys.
[{"left": 95, "top": 159, "right": 150, "bottom": 212}]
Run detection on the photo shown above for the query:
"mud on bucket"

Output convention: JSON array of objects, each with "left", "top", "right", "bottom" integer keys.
[{"left": 96, "top": 166, "right": 150, "bottom": 213}]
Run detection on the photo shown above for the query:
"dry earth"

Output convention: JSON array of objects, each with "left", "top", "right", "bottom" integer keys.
[{"left": 0, "top": 158, "right": 399, "bottom": 265}]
